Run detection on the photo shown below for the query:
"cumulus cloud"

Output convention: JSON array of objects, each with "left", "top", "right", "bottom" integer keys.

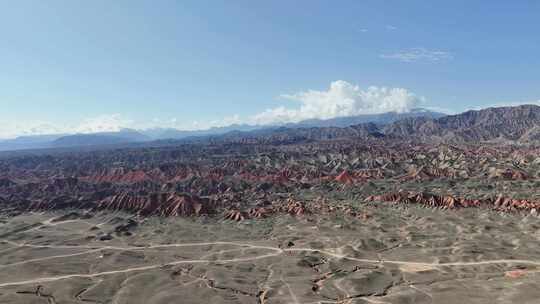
[
  {"left": 250, "top": 80, "right": 423, "bottom": 125},
  {"left": 0, "top": 113, "right": 247, "bottom": 139},
  {"left": 0, "top": 82, "right": 428, "bottom": 138},
  {"left": 73, "top": 114, "right": 134, "bottom": 133},
  {"left": 207, "top": 114, "right": 242, "bottom": 128},
  {"left": 149, "top": 114, "right": 243, "bottom": 131},
  {"left": 381, "top": 48, "right": 452, "bottom": 62},
  {"left": 0, "top": 114, "right": 135, "bottom": 139}
]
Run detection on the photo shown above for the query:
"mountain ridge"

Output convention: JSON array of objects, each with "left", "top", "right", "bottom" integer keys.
[
  {"left": 51, "top": 129, "right": 150, "bottom": 147},
  {"left": 0, "top": 108, "right": 444, "bottom": 151},
  {"left": 5, "top": 105, "right": 540, "bottom": 151},
  {"left": 383, "top": 104, "right": 540, "bottom": 142}
]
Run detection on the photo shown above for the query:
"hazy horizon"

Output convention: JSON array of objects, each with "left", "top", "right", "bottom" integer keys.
[{"left": 1, "top": 1, "right": 539, "bottom": 138}]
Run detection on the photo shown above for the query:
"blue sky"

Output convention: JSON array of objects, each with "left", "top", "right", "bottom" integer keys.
[{"left": 1, "top": 1, "right": 539, "bottom": 137}]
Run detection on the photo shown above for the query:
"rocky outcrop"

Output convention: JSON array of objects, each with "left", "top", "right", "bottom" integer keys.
[
  {"left": 275, "top": 199, "right": 309, "bottom": 216},
  {"left": 224, "top": 209, "right": 248, "bottom": 221},
  {"left": 488, "top": 168, "right": 528, "bottom": 180},
  {"left": 335, "top": 171, "right": 354, "bottom": 184},
  {"left": 98, "top": 192, "right": 215, "bottom": 216},
  {"left": 27, "top": 196, "right": 90, "bottom": 211},
  {"left": 351, "top": 169, "right": 385, "bottom": 180},
  {"left": 366, "top": 191, "right": 540, "bottom": 213},
  {"left": 83, "top": 168, "right": 152, "bottom": 184}
]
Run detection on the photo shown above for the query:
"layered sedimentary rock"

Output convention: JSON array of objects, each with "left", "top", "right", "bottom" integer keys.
[
  {"left": 98, "top": 192, "right": 215, "bottom": 216},
  {"left": 366, "top": 191, "right": 540, "bottom": 213},
  {"left": 2, "top": 125, "right": 540, "bottom": 220}
]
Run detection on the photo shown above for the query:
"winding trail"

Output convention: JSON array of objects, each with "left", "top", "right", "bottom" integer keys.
[
  {"left": 0, "top": 248, "right": 104, "bottom": 268},
  {"left": 0, "top": 239, "right": 539, "bottom": 288},
  {"left": 281, "top": 275, "right": 300, "bottom": 304},
  {"left": 285, "top": 247, "right": 540, "bottom": 267},
  {"left": 1, "top": 217, "right": 539, "bottom": 290}
]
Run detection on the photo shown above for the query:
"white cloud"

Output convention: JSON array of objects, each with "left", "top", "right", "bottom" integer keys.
[
  {"left": 421, "top": 106, "right": 456, "bottom": 115},
  {"left": 0, "top": 114, "right": 135, "bottom": 139},
  {"left": 147, "top": 114, "right": 243, "bottom": 131},
  {"left": 386, "top": 25, "right": 397, "bottom": 31},
  {"left": 249, "top": 80, "right": 423, "bottom": 125},
  {"left": 381, "top": 48, "right": 452, "bottom": 62},
  {"left": 0, "top": 113, "right": 248, "bottom": 139},
  {"left": 208, "top": 114, "right": 242, "bottom": 128},
  {"left": 0, "top": 82, "right": 430, "bottom": 139},
  {"left": 0, "top": 121, "right": 63, "bottom": 139},
  {"left": 73, "top": 114, "right": 134, "bottom": 133}
]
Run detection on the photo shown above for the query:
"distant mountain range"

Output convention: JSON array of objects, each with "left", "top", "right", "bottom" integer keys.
[
  {"left": 0, "top": 108, "right": 445, "bottom": 151},
  {"left": 6, "top": 105, "right": 540, "bottom": 151},
  {"left": 140, "top": 124, "right": 263, "bottom": 140},
  {"left": 51, "top": 129, "right": 150, "bottom": 147},
  {"left": 197, "top": 105, "right": 540, "bottom": 144},
  {"left": 383, "top": 104, "right": 540, "bottom": 143},
  {"left": 282, "top": 108, "right": 445, "bottom": 128},
  {"left": 140, "top": 108, "right": 445, "bottom": 139},
  {"left": 0, "top": 129, "right": 149, "bottom": 151},
  {"left": 0, "top": 134, "right": 66, "bottom": 151}
]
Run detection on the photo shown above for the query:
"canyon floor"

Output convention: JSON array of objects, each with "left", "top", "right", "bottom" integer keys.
[{"left": 1, "top": 204, "right": 539, "bottom": 304}]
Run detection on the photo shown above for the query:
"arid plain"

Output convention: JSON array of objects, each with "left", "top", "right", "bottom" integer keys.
[{"left": 1, "top": 205, "right": 539, "bottom": 304}]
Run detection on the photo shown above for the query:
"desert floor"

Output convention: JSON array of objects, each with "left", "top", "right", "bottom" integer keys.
[{"left": 1, "top": 205, "right": 539, "bottom": 304}]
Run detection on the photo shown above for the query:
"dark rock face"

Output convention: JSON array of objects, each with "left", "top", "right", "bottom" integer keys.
[
  {"left": 52, "top": 129, "right": 150, "bottom": 147},
  {"left": 193, "top": 105, "right": 540, "bottom": 144},
  {"left": 214, "top": 123, "right": 384, "bottom": 145},
  {"left": 383, "top": 105, "right": 540, "bottom": 142},
  {"left": 0, "top": 178, "right": 16, "bottom": 188}
]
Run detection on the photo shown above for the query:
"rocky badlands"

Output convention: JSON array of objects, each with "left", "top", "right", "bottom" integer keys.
[{"left": 1, "top": 137, "right": 540, "bottom": 303}]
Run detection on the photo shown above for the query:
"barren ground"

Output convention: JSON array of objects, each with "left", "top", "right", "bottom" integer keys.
[{"left": 1, "top": 203, "right": 539, "bottom": 304}]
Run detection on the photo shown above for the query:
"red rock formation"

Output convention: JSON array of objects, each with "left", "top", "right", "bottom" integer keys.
[
  {"left": 399, "top": 166, "right": 458, "bottom": 181},
  {"left": 270, "top": 168, "right": 299, "bottom": 183},
  {"left": 366, "top": 191, "right": 540, "bottom": 213},
  {"left": 505, "top": 270, "right": 528, "bottom": 278},
  {"left": 489, "top": 168, "right": 528, "bottom": 180},
  {"left": 248, "top": 207, "right": 271, "bottom": 218},
  {"left": 83, "top": 168, "right": 152, "bottom": 184},
  {"left": 224, "top": 209, "right": 248, "bottom": 221},
  {"left": 274, "top": 199, "right": 309, "bottom": 216},
  {"left": 159, "top": 194, "right": 208, "bottom": 217},
  {"left": 352, "top": 169, "right": 384, "bottom": 180},
  {"left": 335, "top": 171, "right": 353, "bottom": 184},
  {"left": 98, "top": 192, "right": 214, "bottom": 217},
  {"left": 27, "top": 196, "right": 88, "bottom": 211}
]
